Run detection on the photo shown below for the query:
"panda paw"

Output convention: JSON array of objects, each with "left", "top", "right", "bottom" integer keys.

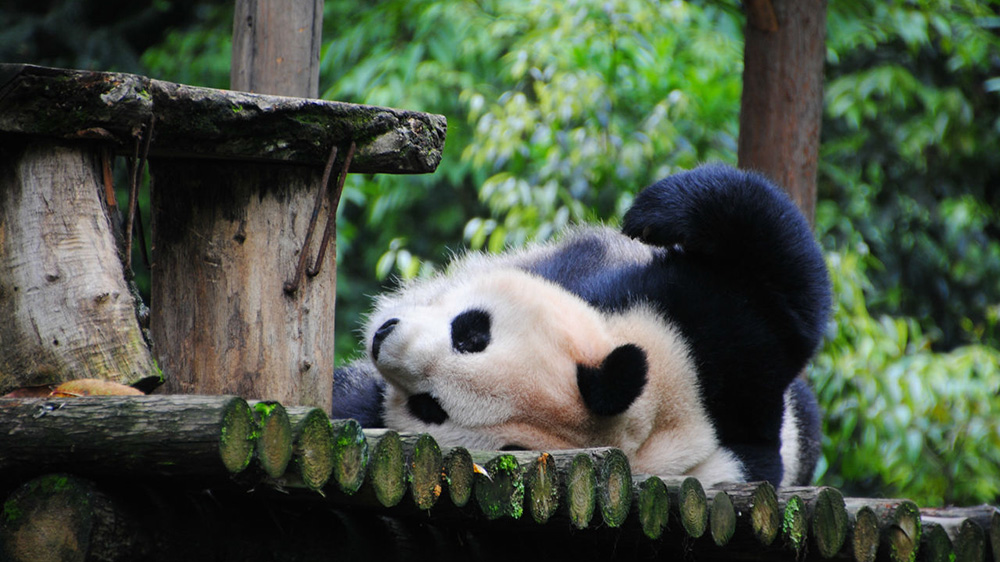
[{"left": 621, "top": 177, "right": 699, "bottom": 252}]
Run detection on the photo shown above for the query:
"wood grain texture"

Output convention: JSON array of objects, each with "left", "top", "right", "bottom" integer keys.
[
  {"left": 231, "top": 0, "right": 324, "bottom": 98},
  {"left": 0, "top": 142, "right": 156, "bottom": 394},
  {"left": 151, "top": 159, "right": 334, "bottom": 409}
]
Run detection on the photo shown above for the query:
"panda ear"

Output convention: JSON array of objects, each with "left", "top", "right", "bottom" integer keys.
[{"left": 577, "top": 344, "right": 648, "bottom": 416}]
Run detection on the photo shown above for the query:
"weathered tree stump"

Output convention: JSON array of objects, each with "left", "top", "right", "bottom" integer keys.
[
  {"left": 0, "top": 63, "right": 446, "bottom": 409},
  {"left": 0, "top": 141, "right": 157, "bottom": 395}
]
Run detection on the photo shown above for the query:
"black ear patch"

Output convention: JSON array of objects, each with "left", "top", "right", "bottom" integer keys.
[
  {"left": 408, "top": 393, "right": 449, "bottom": 425},
  {"left": 577, "top": 344, "right": 648, "bottom": 416},
  {"left": 451, "top": 309, "right": 491, "bottom": 353}
]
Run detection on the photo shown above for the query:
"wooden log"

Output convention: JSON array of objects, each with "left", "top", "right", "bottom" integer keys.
[
  {"left": 474, "top": 454, "right": 525, "bottom": 520},
  {"left": 810, "top": 486, "right": 849, "bottom": 559},
  {"left": 921, "top": 507, "right": 996, "bottom": 562},
  {"left": 718, "top": 481, "right": 780, "bottom": 545},
  {"left": 778, "top": 485, "right": 849, "bottom": 558},
  {"left": 231, "top": 0, "right": 323, "bottom": 98},
  {"left": 284, "top": 407, "right": 335, "bottom": 491},
  {"left": 0, "top": 142, "right": 157, "bottom": 395},
  {"left": 597, "top": 448, "right": 632, "bottom": 527},
  {"left": 250, "top": 401, "right": 293, "bottom": 478},
  {"left": 920, "top": 522, "right": 956, "bottom": 562},
  {"left": 710, "top": 490, "right": 737, "bottom": 547},
  {"left": 364, "top": 429, "right": 407, "bottom": 507},
  {"left": 0, "top": 474, "right": 148, "bottom": 562},
  {"left": 675, "top": 477, "right": 709, "bottom": 539},
  {"left": 443, "top": 446, "right": 475, "bottom": 509},
  {"left": 782, "top": 493, "right": 808, "bottom": 554},
  {"left": 846, "top": 499, "right": 922, "bottom": 562},
  {"left": 0, "top": 396, "right": 255, "bottom": 478},
  {"left": 738, "top": 0, "right": 827, "bottom": 224},
  {"left": 526, "top": 451, "right": 561, "bottom": 524},
  {"left": 408, "top": 433, "right": 444, "bottom": 511},
  {"left": 330, "top": 418, "right": 368, "bottom": 495},
  {"left": 851, "top": 505, "right": 881, "bottom": 562},
  {"left": 636, "top": 475, "right": 671, "bottom": 540},
  {"left": 0, "top": 64, "right": 447, "bottom": 174}
]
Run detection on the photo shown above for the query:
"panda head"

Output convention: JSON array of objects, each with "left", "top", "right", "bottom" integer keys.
[{"left": 364, "top": 268, "right": 654, "bottom": 451}]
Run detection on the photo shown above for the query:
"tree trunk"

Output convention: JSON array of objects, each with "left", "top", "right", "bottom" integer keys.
[
  {"left": 231, "top": 0, "right": 324, "bottom": 98},
  {"left": 0, "top": 142, "right": 157, "bottom": 395},
  {"left": 738, "top": 0, "right": 827, "bottom": 224}
]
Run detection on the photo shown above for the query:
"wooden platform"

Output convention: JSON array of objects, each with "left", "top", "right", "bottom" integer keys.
[{"left": 1, "top": 395, "right": 996, "bottom": 562}]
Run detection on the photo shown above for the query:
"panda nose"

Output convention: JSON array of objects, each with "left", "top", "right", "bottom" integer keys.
[{"left": 372, "top": 318, "right": 399, "bottom": 362}]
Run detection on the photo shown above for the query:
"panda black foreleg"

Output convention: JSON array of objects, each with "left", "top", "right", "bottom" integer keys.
[{"left": 331, "top": 361, "right": 387, "bottom": 428}]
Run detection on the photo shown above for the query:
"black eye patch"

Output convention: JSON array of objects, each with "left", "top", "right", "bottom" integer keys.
[
  {"left": 407, "top": 393, "right": 448, "bottom": 425},
  {"left": 451, "top": 309, "right": 491, "bottom": 354}
]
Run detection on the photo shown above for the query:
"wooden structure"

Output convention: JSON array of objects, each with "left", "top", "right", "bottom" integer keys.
[
  {"left": 1, "top": 395, "right": 997, "bottom": 562},
  {"left": 0, "top": 64, "right": 446, "bottom": 409}
]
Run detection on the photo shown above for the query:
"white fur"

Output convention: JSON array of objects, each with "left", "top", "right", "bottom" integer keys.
[
  {"left": 779, "top": 388, "right": 802, "bottom": 487},
  {"left": 367, "top": 266, "right": 746, "bottom": 485}
]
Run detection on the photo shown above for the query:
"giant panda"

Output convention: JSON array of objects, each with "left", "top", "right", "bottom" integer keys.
[{"left": 333, "top": 163, "right": 829, "bottom": 487}]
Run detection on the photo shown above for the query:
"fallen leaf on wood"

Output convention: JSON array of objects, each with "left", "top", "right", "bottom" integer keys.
[{"left": 49, "top": 379, "right": 144, "bottom": 397}]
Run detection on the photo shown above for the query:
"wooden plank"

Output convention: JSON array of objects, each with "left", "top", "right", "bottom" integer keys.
[{"left": 0, "top": 64, "right": 446, "bottom": 174}]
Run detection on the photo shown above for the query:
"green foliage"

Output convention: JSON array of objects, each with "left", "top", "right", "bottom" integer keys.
[
  {"left": 461, "top": 1, "right": 743, "bottom": 249},
  {"left": 811, "top": 250, "right": 1000, "bottom": 505},
  {"left": 821, "top": 0, "right": 1000, "bottom": 351}
]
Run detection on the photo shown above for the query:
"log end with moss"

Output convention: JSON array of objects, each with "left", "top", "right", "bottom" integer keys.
[
  {"left": 443, "top": 447, "right": 475, "bottom": 508},
  {"left": 597, "top": 448, "right": 632, "bottom": 528},
  {"left": 710, "top": 490, "right": 737, "bottom": 547},
  {"left": 367, "top": 430, "right": 406, "bottom": 508},
  {"left": 812, "top": 486, "right": 848, "bottom": 558},
  {"left": 677, "top": 476, "right": 708, "bottom": 539},
  {"left": 331, "top": 419, "right": 368, "bottom": 495},
  {"left": 474, "top": 454, "right": 525, "bottom": 520},
  {"left": 749, "top": 481, "right": 780, "bottom": 546},
  {"left": 251, "top": 401, "right": 293, "bottom": 478},
  {"left": 524, "top": 452, "right": 560, "bottom": 524},
  {"left": 409, "top": 433, "right": 444, "bottom": 511},
  {"left": 565, "top": 453, "right": 597, "bottom": 529},
  {"left": 637, "top": 476, "right": 670, "bottom": 540},
  {"left": 286, "top": 407, "right": 335, "bottom": 491}
]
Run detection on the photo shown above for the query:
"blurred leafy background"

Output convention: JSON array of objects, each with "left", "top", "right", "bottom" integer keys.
[{"left": 2, "top": 0, "right": 998, "bottom": 506}]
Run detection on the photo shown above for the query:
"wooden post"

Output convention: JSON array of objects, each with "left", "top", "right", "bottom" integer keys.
[
  {"left": 231, "top": 0, "right": 324, "bottom": 98},
  {"left": 738, "top": 0, "right": 827, "bottom": 224},
  {"left": 0, "top": 141, "right": 157, "bottom": 395}
]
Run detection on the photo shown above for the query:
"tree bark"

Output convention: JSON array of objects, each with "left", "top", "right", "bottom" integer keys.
[
  {"left": 231, "top": 0, "right": 323, "bottom": 98},
  {"left": 738, "top": 0, "right": 827, "bottom": 224},
  {"left": 0, "top": 142, "right": 157, "bottom": 395},
  {"left": 0, "top": 396, "right": 255, "bottom": 478}
]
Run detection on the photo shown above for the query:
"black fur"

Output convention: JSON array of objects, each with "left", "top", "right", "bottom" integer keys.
[
  {"left": 407, "top": 393, "right": 449, "bottom": 425},
  {"left": 330, "top": 363, "right": 386, "bottom": 428},
  {"left": 451, "top": 309, "right": 491, "bottom": 353},
  {"left": 576, "top": 344, "right": 649, "bottom": 416}
]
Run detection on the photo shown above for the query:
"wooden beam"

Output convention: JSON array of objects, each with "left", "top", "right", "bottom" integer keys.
[{"left": 0, "top": 64, "right": 446, "bottom": 174}]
